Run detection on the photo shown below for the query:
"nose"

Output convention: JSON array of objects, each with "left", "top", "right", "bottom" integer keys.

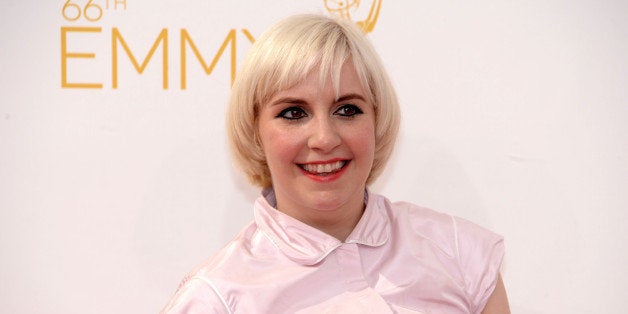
[{"left": 307, "top": 116, "right": 341, "bottom": 153}]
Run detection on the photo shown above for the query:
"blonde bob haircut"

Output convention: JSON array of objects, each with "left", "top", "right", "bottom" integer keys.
[{"left": 227, "top": 14, "right": 400, "bottom": 188}]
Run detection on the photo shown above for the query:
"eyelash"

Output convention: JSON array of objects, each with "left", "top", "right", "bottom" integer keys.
[
  {"left": 277, "top": 107, "right": 307, "bottom": 120},
  {"left": 335, "top": 104, "right": 363, "bottom": 117},
  {"left": 276, "top": 104, "right": 364, "bottom": 120}
]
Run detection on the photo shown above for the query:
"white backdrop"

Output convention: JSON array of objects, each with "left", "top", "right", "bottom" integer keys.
[{"left": 1, "top": 0, "right": 627, "bottom": 313}]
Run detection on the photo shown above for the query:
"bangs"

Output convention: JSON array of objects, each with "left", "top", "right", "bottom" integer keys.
[{"left": 251, "top": 17, "right": 371, "bottom": 108}]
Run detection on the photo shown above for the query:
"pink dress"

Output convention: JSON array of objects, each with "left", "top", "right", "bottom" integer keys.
[{"left": 162, "top": 190, "right": 504, "bottom": 313}]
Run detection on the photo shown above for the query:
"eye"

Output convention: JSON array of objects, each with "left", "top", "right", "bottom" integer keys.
[
  {"left": 277, "top": 107, "right": 308, "bottom": 120},
  {"left": 334, "top": 104, "right": 363, "bottom": 117}
]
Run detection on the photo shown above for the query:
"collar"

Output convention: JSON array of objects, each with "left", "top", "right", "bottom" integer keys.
[{"left": 253, "top": 189, "right": 390, "bottom": 265}]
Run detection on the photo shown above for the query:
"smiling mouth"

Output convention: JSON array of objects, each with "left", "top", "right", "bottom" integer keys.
[{"left": 299, "top": 160, "right": 348, "bottom": 175}]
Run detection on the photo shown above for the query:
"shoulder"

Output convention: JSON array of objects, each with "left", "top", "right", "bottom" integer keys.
[
  {"left": 373, "top": 193, "right": 505, "bottom": 312},
  {"left": 372, "top": 193, "right": 503, "bottom": 256},
  {"left": 161, "top": 275, "right": 231, "bottom": 314},
  {"left": 373, "top": 194, "right": 460, "bottom": 256},
  {"left": 162, "top": 222, "right": 271, "bottom": 314}
]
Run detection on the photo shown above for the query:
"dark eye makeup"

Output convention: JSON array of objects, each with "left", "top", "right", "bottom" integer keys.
[
  {"left": 277, "top": 107, "right": 308, "bottom": 120},
  {"left": 275, "top": 103, "right": 364, "bottom": 120},
  {"left": 334, "top": 104, "right": 363, "bottom": 117}
]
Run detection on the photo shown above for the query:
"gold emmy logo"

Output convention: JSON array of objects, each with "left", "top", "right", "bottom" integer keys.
[{"left": 324, "top": 0, "right": 382, "bottom": 33}]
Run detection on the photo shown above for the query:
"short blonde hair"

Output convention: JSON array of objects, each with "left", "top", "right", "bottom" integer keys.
[{"left": 227, "top": 14, "right": 400, "bottom": 188}]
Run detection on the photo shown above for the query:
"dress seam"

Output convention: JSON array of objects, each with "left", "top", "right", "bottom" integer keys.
[{"left": 191, "top": 276, "right": 233, "bottom": 314}]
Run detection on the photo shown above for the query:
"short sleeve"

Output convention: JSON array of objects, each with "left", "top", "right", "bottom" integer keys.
[
  {"left": 161, "top": 277, "right": 231, "bottom": 314},
  {"left": 452, "top": 216, "right": 505, "bottom": 313}
]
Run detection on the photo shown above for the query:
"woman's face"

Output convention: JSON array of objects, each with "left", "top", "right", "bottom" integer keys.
[{"left": 257, "top": 62, "right": 376, "bottom": 224}]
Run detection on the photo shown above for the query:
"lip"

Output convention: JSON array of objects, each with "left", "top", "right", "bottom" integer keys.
[{"left": 297, "top": 158, "right": 350, "bottom": 182}]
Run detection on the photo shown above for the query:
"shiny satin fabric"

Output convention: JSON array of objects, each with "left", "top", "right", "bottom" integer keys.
[{"left": 162, "top": 191, "right": 504, "bottom": 313}]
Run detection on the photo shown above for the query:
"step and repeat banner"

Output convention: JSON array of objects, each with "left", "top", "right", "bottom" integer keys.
[{"left": 1, "top": 0, "right": 627, "bottom": 313}]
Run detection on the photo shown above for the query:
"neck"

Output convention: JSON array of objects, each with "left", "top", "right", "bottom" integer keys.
[
  {"left": 307, "top": 203, "right": 365, "bottom": 241},
  {"left": 274, "top": 189, "right": 366, "bottom": 242}
]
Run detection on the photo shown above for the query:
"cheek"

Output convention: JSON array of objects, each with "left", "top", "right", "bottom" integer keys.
[
  {"left": 260, "top": 125, "right": 301, "bottom": 165},
  {"left": 346, "top": 124, "right": 376, "bottom": 160},
  {"left": 365, "top": 119, "right": 377, "bottom": 155}
]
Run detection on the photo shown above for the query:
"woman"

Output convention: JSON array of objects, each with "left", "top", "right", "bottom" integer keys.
[{"left": 163, "top": 14, "right": 509, "bottom": 313}]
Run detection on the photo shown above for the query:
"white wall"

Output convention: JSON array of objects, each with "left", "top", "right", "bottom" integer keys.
[{"left": 1, "top": 1, "right": 626, "bottom": 313}]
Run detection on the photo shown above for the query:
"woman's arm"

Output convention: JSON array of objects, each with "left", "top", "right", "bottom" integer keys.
[{"left": 481, "top": 273, "right": 510, "bottom": 314}]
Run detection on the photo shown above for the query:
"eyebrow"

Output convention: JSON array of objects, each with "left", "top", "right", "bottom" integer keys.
[
  {"left": 336, "top": 93, "right": 366, "bottom": 103},
  {"left": 269, "top": 97, "right": 307, "bottom": 107},
  {"left": 268, "top": 93, "right": 367, "bottom": 107}
]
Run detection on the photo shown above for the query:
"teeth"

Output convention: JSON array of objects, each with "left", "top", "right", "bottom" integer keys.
[{"left": 302, "top": 161, "right": 346, "bottom": 174}]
